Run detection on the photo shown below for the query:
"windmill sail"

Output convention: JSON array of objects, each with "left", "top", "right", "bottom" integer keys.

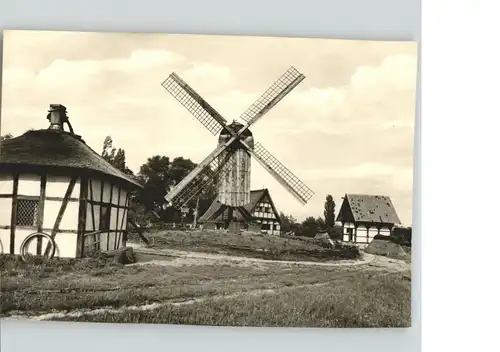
[
  {"left": 168, "top": 151, "right": 234, "bottom": 208},
  {"left": 162, "top": 73, "right": 227, "bottom": 135},
  {"left": 162, "top": 66, "right": 315, "bottom": 212},
  {"left": 239, "top": 66, "right": 305, "bottom": 127},
  {"left": 248, "top": 142, "right": 314, "bottom": 204}
]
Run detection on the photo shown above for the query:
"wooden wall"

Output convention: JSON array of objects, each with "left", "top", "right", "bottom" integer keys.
[
  {"left": 216, "top": 135, "right": 253, "bottom": 207},
  {"left": 0, "top": 172, "right": 131, "bottom": 258},
  {"left": 342, "top": 221, "right": 392, "bottom": 244},
  {"left": 84, "top": 179, "right": 129, "bottom": 253},
  {"left": 0, "top": 173, "right": 79, "bottom": 257},
  {"left": 251, "top": 200, "right": 280, "bottom": 235}
]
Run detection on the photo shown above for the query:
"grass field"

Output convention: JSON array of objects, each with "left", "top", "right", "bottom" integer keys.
[{"left": 0, "top": 230, "right": 412, "bottom": 327}]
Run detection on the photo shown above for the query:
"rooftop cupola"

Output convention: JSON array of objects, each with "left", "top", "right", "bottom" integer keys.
[{"left": 46, "top": 104, "right": 75, "bottom": 134}]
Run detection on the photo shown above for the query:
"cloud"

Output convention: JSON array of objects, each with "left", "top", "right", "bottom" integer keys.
[{"left": 1, "top": 32, "right": 417, "bottom": 225}]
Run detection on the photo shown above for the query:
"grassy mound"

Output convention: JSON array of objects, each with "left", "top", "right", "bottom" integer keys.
[
  {"left": 365, "top": 237, "right": 407, "bottom": 259},
  {"left": 129, "top": 230, "right": 360, "bottom": 262}
]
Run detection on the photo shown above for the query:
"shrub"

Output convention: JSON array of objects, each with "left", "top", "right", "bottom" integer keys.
[
  {"left": 391, "top": 227, "right": 412, "bottom": 247},
  {"left": 332, "top": 241, "right": 360, "bottom": 259}
]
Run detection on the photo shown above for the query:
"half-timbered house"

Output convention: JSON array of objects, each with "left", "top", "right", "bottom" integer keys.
[
  {"left": 336, "top": 194, "right": 401, "bottom": 246},
  {"left": 199, "top": 188, "right": 282, "bottom": 235},
  {"left": 0, "top": 104, "right": 142, "bottom": 258}
]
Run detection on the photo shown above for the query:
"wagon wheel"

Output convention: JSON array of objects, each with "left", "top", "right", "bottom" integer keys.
[
  {"left": 19, "top": 232, "right": 56, "bottom": 263},
  {"left": 0, "top": 238, "right": 3, "bottom": 254}
]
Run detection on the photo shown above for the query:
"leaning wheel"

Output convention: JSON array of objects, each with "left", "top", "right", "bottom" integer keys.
[
  {"left": 0, "top": 238, "right": 3, "bottom": 254},
  {"left": 19, "top": 232, "right": 56, "bottom": 262}
]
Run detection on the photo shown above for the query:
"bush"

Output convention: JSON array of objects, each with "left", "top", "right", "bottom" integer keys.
[
  {"left": 373, "top": 234, "right": 397, "bottom": 242},
  {"left": 332, "top": 241, "right": 360, "bottom": 259},
  {"left": 391, "top": 227, "right": 412, "bottom": 247}
]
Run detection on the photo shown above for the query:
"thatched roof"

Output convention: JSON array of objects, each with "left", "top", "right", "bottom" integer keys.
[
  {"left": 338, "top": 194, "right": 401, "bottom": 224},
  {"left": 0, "top": 129, "right": 142, "bottom": 189}
]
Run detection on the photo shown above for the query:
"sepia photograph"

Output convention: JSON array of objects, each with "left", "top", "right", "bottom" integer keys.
[{"left": 0, "top": 30, "right": 417, "bottom": 327}]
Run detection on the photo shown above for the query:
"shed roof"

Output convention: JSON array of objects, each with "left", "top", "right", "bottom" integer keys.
[
  {"left": 340, "top": 194, "right": 401, "bottom": 224},
  {"left": 0, "top": 129, "right": 142, "bottom": 189},
  {"left": 198, "top": 188, "right": 279, "bottom": 223}
]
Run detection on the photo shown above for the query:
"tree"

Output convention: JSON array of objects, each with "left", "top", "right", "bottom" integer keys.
[
  {"left": 101, "top": 136, "right": 133, "bottom": 175},
  {"left": 135, "top": 155, "right": 216, "bottom": 222},
  {"left": 136, "top": 155, "right": 172, "bottom": 211},
  {"left": 323, "top": 195, "right": 336, "bottom": 228},
  {"left": 316, "top": 217, "right": 326, "bottom": 231},
  {"left": 1, "top": 133, "right": 13, "bottom": 142},
  {"left": 301, "top": 216, "right": 319, "bottom": 237},
  {"left": 279, "top": 212, "right": 298, "bottom": 233}
]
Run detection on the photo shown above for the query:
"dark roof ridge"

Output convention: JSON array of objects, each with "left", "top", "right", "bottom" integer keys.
[{"left": 1, "top": 128, "right": 142, "bottom": 189}]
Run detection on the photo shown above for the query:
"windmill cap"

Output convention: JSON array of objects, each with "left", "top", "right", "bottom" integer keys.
[
  {"left": 220, "top": 120, "right": 253, "bottom": 137},
  {"left": 48, "top": 104, "right": 67, "bottom": 112}
]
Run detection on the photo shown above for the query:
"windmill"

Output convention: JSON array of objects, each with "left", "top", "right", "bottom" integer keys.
[{"left": 161, "top": 66, "right": 314, "bottom": 230}]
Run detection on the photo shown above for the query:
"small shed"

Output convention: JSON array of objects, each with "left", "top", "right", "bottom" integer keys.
[
  {"left": 336, "top": 193, "right": 401, "bottom": 245},
  {"left": 199, "top": 188, "right": 282, "bottom": 235},
  {"left": 0, "top": 104, "right": 142, "bottom": 258}
]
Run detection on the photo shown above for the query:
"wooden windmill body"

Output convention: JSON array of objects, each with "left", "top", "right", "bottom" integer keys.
[
  {"left": 216, "top": 120, "right": 254, "bottom": 207},
  {"left": 161, "top": 67, "right": 315, "bottom": 231}
]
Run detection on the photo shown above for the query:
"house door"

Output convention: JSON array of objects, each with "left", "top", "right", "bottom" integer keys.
[{"left": 346, "top": 228, "right": 354, "bottom": 242}]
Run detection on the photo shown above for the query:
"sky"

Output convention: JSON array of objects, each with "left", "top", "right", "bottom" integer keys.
[{"left": 0, "top": 30, "right": 418, "bottom": 225}]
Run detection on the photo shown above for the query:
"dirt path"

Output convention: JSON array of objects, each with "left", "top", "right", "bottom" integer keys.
[
  {"left": 131, "top": 245, "right": 410, "bottom": 272},
  {"left": 133, "top": 245, "right": 370, "bottom": 267}
]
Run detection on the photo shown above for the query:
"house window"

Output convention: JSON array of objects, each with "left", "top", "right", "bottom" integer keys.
[
  {"left": 16, "top": 199, "right": 39, "bottom": 227},
  {"left": 99, "top": 205, "right": 111, "bottom": 231},
  {"left": 346, "top": 228, "right": 354, "bottom": 242}
]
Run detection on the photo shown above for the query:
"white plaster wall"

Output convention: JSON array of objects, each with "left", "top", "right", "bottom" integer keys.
[
  {"left": 102, "top": 182, "right": 111, "bottom": 203},
  {"left": 0, "top": 229, "right": 10, "bottom": 254},
  {"left": 51, "top": 232, "right": 77, "bottom": 258},
  {"left": 43, "top": 200, "right": 62, "bottom": 228},
  {"left": 116, "top": 233, "right": 123, "bottom": 247},
  {"left": 43, "top": 200, "right": 79, "bottom": 231},
  {"left": 110, "top": 207, "right": 118, "bottom": 231},
  {"left": 18, "top": 174, "right": 41, "bottom": 196},
  {"left": 356, "top": 225, "right": 368, "bottom": 243},
  {"left": 368, "top": 227, "right": 378, "bottom": 238},
  {"left": 59, "top": 201, "right": 79, "bottom": 230},
  {"left": 89, "top": 179, "right": 102, "bottom": 202},
  {"left": 117, "top": 208, "right": 127, "bottom": 231},
  {"left": 119, "top": 189, "right": 127, "bottom": 206},
  {"left": 380, "top": 227, "right": 391, "bottom": 236},
  {"left": 0, "top": 197, "right": 12, "bottom": 226},
  {"left": 0, "top": 173, "right": 13, "bottom": 194},
  {"left": 85, "top": 204, "right": 102, "bottom": 232},
  {"left": 107, "top": 232, "right": 117, "bottom": 250},
  {"left": 111, "top": 186, "right": 120, "bottom": 205},
  {"left": 344, "top": 222, "right": 355, "bottom": 229},
  {"left": 99, "top": 232, "right": 110, "bottom": 251},
  {"left": 368, "top": 227, "right": 378, "bottom": 243},
  {"left": 45, "top": 175, "right": 78, "bottom": 198},
  {"left": 14, "top": 228, "right": 35, "bottom": 255},
  {"left": 86, "top": 204, "right": 94, "bottom": 231},
  {"left": 93, "top": 204, "right": 101, "bottom": 229},
  {"left": 12, "top": 229, "right": 77, "bottom": 256}
]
